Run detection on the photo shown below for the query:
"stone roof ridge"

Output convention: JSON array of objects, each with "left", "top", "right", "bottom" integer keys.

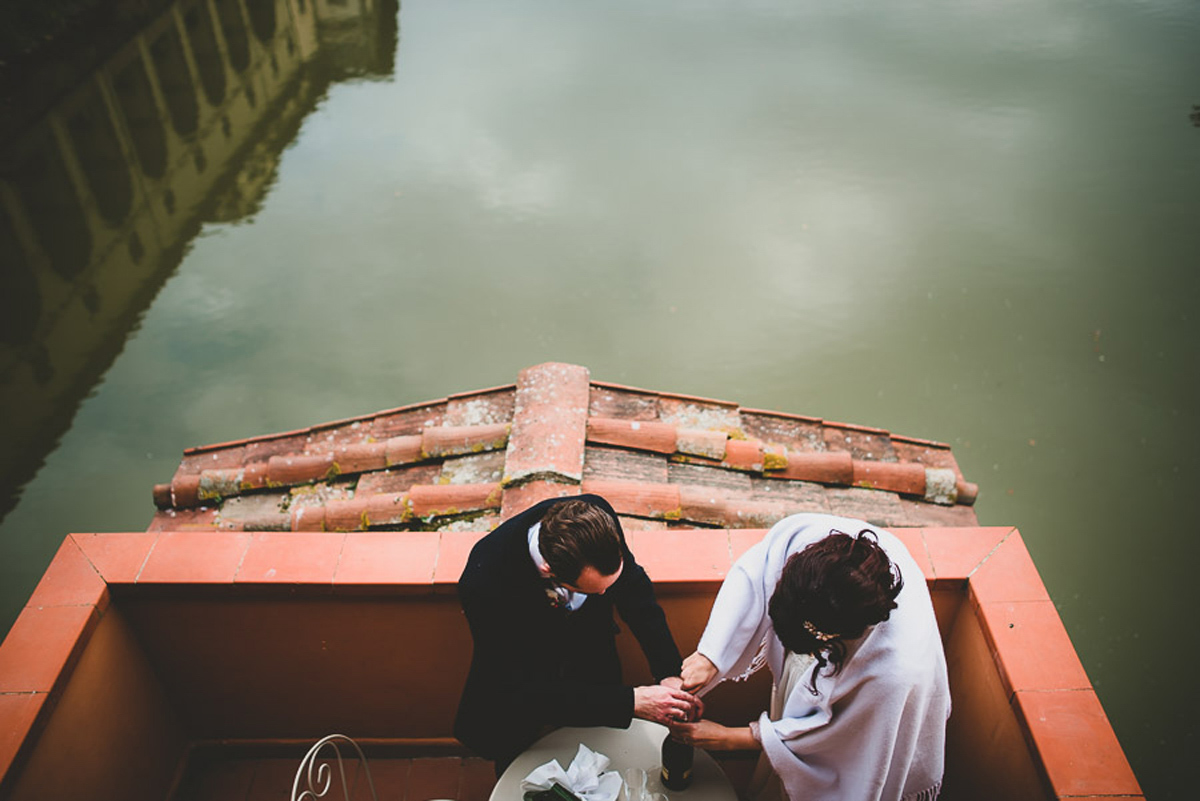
[{"left": 148, "top": 362, "right": 980, "bottom": 533}]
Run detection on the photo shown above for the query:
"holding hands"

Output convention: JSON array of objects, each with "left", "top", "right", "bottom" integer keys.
[{"left": 633, "top": 679, "right": 703, "bottom": 725}]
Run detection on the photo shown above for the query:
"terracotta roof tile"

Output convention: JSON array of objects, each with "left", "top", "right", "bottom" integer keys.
[
  {"left": 740, "top": 410, "right": 825, "bottom": 452},
  {"left": 500, "top": 480, "right": 580, "bottom": 521},
  {"left": 363, "top": 492, "right": 411, "bottom": 527},
  {"left": 150, "top": 362, "right": 979, "bottom": 533},
  {"left": 372, "top": 403, "right": 445, "bottom": 439},
  {"left": 324, "top": 498, "right": 372, "bottom": 532},
  {"left": 241, "top": 461, "right": 269, "bottom": 491},
  {"left": 748, "top": 477, "right": 830, "bottom": 508},
  {"left": 267, "top": 453, "right": 336, "bottom": 486},
  {"left": 198, "top": 468, "right": 244, "bottom": 501},
  {"left": 722, "top": 439, "right": 764, "bottom": 471},
  {"left": 668, "top": 462, "right": 753, "bottom": 493},
  {"left": 244, "top": 434, "right": 311, "bottom": 464},
  {"left": 580, "top": 479, "right": 681, "bottom": 520},
  {"left": 822, "top": 422, "right": 897, "bottom": 462},
  {"left": 384, "top": 435, "right": 424, "bottom": 467},
  {"left": 769, "top": 451, "right": 854, "bottom": 484},
  {"left": 619, "top": 516, "right": 667, "bottom": 530},
  {"left": 437, "top": 515, "right": 501, "bottom": 533},
  {"left": 889, "top": 432, "right": 951, "bottom": 450},
  {"left": 147, "top": 506, "right": 218, "bottom": 532},
  {"left": 328, "top": 442, "right": 388, "bottom": 474},
  {"left": 824, "top": 486, "right": 907, "bottom": 528},
  {"left": 724, "top": 499, "right": 813, "bottom": 528},
  {"left": 217, "top": 494, "right": 290, "bottom": 531},
  {"left": 357, "top": 463, "right": 443, "bottom": 496},
  {"left": 678, "top": 486, "right": 730, "bottom": 526},
  {"left": 503, "top": 363, "right": 590, "bottom": 486},
  {"left": 588, "top": 385, "right": 660, "bottom": 420},
  {"left": 408, "top": 483, "right": 502, "bottom": 520},
  {"left": 439, "top": 451, "right": 506, "bottom": 485},
  {"left": 853, "top": 460, "right": 927, "bottom": 496},
  {"left": 658, "top": 397, "right": 742, "bottom": 434},
  {"left": 586, "top": 417, "right": 676, "bottom": 453},
  {"left": 290, "top": 503, "right": 326, "bottom": 532},
  {"left": 421, "top": 423, "right": 510, "bottom": 459},
  {"left": 177, "top": 444, "right": 246, "bottom": 473},
  {"left": 444, "top": 387, "right": 516, "bottom": 426},
  {"left": 675, "top": 428, "right": 729, "bottom": 460},
  {"left": 583, "top": 446, "right": 670, "bottom": 484},
  {"left": 896, "top": 498, "right": 979, "bottom": 527},
  {"left": 170, "top": 474, "right": 202, "bottom": 508}
]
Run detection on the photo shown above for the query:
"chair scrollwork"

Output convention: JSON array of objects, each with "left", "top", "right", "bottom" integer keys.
[{"left": 291, "top": 734, "right": 378, "bottom": 801}]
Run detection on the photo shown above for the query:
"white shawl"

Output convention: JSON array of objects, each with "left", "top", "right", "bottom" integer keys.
[{"left": 696, "top": 514, "right": 950, "bottom": 801}]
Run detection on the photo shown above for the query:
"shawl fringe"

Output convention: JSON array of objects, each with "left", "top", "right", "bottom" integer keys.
[
  {"left": 730, "top": 633, "right": 770, "bottom": 682},
  {"left": 902, "top": 780, "right": 942, "bottom": 801}
]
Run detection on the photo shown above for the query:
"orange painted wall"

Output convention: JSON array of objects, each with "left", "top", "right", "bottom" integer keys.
[
  {"left": 942, "top": 595, "right": 1047, "bottom": 801},
  {"left": 0, "top": 527, "right": 1141, "bottom": 800},
  {"left": 119, "top": 595, "right": 474, "bottom": 740},
  {"left": 7, "top": 607, "right": 186, "bottom": 801}
]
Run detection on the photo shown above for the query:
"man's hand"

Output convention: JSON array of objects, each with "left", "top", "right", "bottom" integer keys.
[
  {"left": 633, "top": 685, "right": 702, "bottom": 725},
  {"left": 680, "top": 652, "right": 718, "bottom": 693},
  {"left": 666, "top": 720, "right": 759, "bottom": 751},
  {"left": 659, "top": 676, "right": 704, "bottom": 720}
]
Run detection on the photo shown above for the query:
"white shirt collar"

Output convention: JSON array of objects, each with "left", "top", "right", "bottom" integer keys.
[{"left": 528, "top": 521, "right": 588, "bottom": 611}]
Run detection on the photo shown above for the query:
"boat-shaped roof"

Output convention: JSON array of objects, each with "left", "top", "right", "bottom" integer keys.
[{"left": 150, "top": 362, "right": 979, "bottom": 534}]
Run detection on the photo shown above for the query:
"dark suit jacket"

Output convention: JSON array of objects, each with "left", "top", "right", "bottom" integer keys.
[{"left": 453, "top": 494, "right": 682, "bottom": 766}]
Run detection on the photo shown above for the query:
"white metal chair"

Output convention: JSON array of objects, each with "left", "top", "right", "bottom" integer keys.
[
  {"left": 290, "top": 734, "right": 459, "bottom": 801},
  {"left": 291, "top": 734, "right": 379, "bottom": 801}
]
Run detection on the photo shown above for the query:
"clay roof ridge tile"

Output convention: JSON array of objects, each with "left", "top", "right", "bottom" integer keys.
[
  {"left": 889, "top": 433, "right": 951, "bottom": 450},
  {"left": 590, "top": 381, "right": 739, "bottom": 409},
  {"left": 446, "top": 383, "right": 517, "bottom": 402},
  {"left": 823, "top": 420, "right": 891, "bottom": 436},
  {"left": 738, "top": 407, "right": 824, "bottom": 425}
]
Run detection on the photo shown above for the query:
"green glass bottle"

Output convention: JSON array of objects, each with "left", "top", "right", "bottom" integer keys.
[{"left": 660, "top": 733, "right": 694, "bottom": 790}]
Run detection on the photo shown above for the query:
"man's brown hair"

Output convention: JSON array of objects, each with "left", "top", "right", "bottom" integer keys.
[{"left": 539, "top": 500, "right": 623, "bottom": 583}]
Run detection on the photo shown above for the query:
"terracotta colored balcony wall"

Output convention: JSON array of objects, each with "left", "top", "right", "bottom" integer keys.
[{"left": 0, "top": 527, "right": 1141, "bottom": 801}]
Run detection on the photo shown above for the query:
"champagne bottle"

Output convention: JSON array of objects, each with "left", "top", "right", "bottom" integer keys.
[{"left": 660, "top": 733, "right": 694, "bottom": 790}]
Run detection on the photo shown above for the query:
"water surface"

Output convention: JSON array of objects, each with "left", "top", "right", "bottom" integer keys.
[{"left": 1, "top": 0, "right": 1197, "bottom": 797}]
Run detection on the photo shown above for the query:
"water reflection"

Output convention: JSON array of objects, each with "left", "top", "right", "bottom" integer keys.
[{"left": 0, "top": 0, "right": 400, "bottom": 523}]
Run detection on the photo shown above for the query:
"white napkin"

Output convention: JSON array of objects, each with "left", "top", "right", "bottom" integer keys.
[{"left": 520, "top": 743, "right": 623, "bottom": 801}]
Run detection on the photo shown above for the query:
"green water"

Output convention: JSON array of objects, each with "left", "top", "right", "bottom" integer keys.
[{"left": 1, "top": 0, "right": 1197, "bottom": 797}]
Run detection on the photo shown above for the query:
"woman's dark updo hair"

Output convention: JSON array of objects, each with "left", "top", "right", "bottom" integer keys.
[{"left": 768, "top": 529, "right": 903, "bottom": 693}]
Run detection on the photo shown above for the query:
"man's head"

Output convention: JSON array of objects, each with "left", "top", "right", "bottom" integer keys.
[{"left": 539, "top": 499, "right": 624, "bottom": 592}]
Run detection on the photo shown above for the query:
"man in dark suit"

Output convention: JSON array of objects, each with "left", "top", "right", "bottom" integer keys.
[{"left": 454, "top": 494, "right": 700, "bottom": 773}]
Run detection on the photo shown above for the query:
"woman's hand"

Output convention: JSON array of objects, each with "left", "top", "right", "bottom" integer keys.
[
  {"left": 633, "top": 685, "right": 702, "bottom": 725},
  {"left": 666, "top": 720, "right": 759, "bottom": 751},
  {"left": 680, "top": 652, "right": 718, "bottom": 693}
]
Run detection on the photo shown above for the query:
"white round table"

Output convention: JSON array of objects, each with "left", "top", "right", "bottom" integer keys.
[{"left": 489, "top": 719, "right": 738, "bottom": 801}]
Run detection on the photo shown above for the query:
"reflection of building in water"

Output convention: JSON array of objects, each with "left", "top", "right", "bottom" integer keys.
[{"left": 0, "top": 0, "right": 399, "bottom": 519}]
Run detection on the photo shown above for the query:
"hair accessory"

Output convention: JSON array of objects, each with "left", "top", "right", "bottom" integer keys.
[{"left": 804, "top": 620, "right": 837, "bottom": 642}]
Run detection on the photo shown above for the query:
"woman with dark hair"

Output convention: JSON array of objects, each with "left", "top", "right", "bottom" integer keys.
[{"left": 670, "top": 514, "right": 949, "bottom": 801}]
